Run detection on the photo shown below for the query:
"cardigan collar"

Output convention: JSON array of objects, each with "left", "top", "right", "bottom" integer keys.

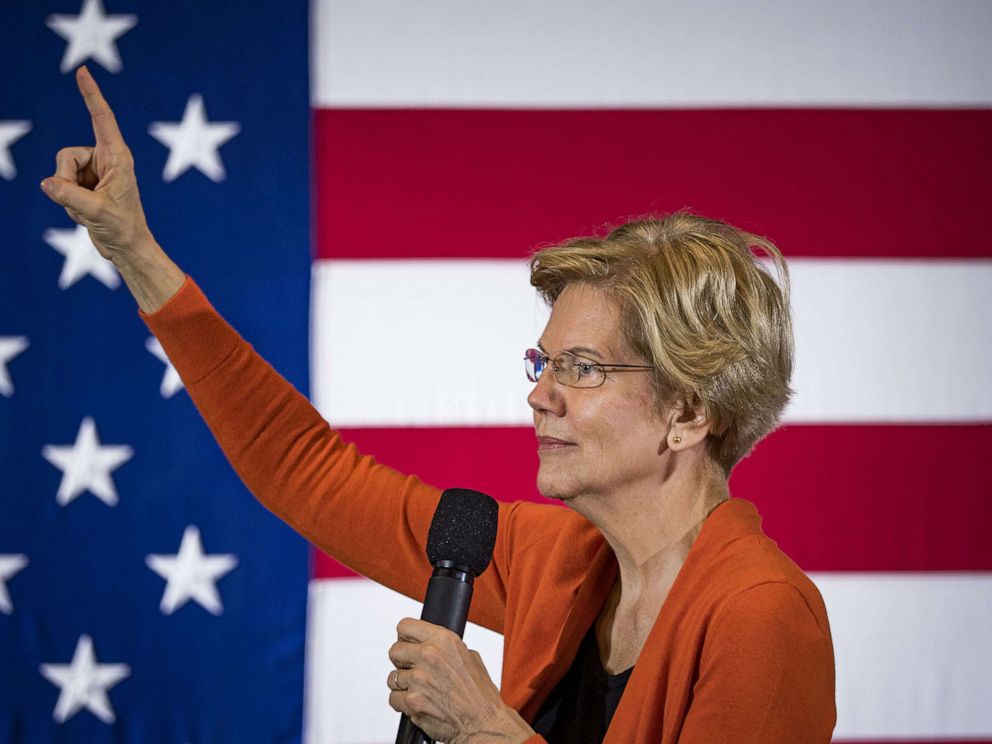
[{"left": 520, "top": 497, "right": 764, "bottom": 720}]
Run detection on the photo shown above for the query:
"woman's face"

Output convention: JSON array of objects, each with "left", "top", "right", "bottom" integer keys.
[{"left": 528, "top": 284, "right": 670, "bottom": 504}]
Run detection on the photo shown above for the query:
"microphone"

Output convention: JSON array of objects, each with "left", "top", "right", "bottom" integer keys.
[{"left": 395, "top": 488, "right": 499, "bottom": 744}]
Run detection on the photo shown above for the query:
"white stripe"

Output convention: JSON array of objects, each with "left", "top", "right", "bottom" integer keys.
[
  {"left": 310, "top": 260, "right": 548, "bottom": 426},
  {"left": 788, "top": 259, "right": 992, "bottom": 423},
  {"left": 310, "top": 259, "right": 992, "bottom": 426},
  {"left": 304, "top": 573, "right": 992, "bottom": 741},
  {"left": 312, "top": 0, "right": 992, "bottom": 108},
  {"left": 817, "top": 572, "right": 992, "bottom": 739},
  {"left": 304, "top": 579, "right": 503, "bottom": 744}
]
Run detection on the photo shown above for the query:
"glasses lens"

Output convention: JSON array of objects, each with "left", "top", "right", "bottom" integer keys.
[
  {"left": 555, "top": 353, "right": 603, "bottom": 388},
  {"left": 524, "top": 349, "right": 544, "bottom": 382}
]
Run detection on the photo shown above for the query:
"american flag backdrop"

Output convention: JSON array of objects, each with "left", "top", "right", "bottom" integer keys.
[
  {"left": 1, "top": 1, "right": 310, "bottom": 742},
  {"left": 2, "top": 1, "right": 991, "bottom": 743}
]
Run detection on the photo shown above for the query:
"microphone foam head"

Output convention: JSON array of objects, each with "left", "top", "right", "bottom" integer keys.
[{"left": 426, "top": 488, "right": 499, "bottom": 576}]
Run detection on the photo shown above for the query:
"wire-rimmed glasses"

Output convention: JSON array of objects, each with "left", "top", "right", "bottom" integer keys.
[{"left": 524, "top": 348, "right": 654, "bottom": 389}]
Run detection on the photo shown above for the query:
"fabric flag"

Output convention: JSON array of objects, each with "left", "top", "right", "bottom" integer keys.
[
  {"left": 305, "top": 2, "right": 992, "bottom": 743},
  {"left": 1, "top": 1, "right": 310, "bottom": 742},
  {"left": 4, "top": 2, "right": 992, "bottom": 744}
]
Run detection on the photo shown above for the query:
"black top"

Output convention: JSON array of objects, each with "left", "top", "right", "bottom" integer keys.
[{"left": 531, "top": 627, "right": 634, "bottom": 743}]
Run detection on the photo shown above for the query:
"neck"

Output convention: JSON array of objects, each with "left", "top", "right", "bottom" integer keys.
[{"left": 573, "top": 451, "right": 729, "bottom": 606}]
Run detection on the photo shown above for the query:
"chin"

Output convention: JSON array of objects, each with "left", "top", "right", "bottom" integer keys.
[{"left": 536, "top": 468, "right": 578, "bottom": 503}]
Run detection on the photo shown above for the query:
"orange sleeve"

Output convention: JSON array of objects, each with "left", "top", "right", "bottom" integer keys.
[
  {"left": 677, "top": 582, "right": 836, "bottom": 743},
  {"left": 140, "top": 277, "right": 510, "bottom": 632}
]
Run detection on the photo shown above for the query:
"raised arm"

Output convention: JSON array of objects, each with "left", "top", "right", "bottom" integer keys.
[
  {"left": 41, "top": 65, "right": 184, "bottom": 312},
  {"left": 40, "top": 67, "right": 515, "bottom": 631}
]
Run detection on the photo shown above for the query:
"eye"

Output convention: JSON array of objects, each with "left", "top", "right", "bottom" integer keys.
[{"left": 576, "top": 362, "right": 597, "bottom": 377}]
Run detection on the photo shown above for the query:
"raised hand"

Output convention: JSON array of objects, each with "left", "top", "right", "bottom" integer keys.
[{"left": 42, "top": 65, "right": 184, "bottom": 312}]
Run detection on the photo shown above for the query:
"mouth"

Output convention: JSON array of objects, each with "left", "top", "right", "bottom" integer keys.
[{"left": 536, "top": 436, "right": 577, "bottom": 453}]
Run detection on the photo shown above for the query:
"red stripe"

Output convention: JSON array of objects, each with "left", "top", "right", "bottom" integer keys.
[
  {"left": 313, "top": 109, "right": 992, "bottom": 260},
  {"left": 313, "top": 423, "right": 992, "bottom": 578}
]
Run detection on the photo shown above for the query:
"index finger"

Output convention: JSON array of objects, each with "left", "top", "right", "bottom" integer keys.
[
  {"left": 75, "top": 65, "right": 125, "bottom": 147},
  {"left": 396, "top": 618, "right": 455, "bottom": 644},
  {"left": 396, "top": 618, "right": 426, "bottom": 642}
]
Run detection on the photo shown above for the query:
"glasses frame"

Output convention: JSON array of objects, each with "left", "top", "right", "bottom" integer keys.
[{"left": 524, "top": 348, "right": 654, "bottom": 389}]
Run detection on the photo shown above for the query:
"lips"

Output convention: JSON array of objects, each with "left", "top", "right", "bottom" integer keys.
[{"left": 537, "top": 435, "right": 576, "bottom": 452}]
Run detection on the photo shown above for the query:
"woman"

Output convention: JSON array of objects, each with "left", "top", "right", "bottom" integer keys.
[{"left": 43, "top": 67, "right": 835, "bottom": 743}]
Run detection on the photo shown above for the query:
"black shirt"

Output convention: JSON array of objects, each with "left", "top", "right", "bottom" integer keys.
[{"left": 531, "top": 627, "right": 634, "bottom": 743}]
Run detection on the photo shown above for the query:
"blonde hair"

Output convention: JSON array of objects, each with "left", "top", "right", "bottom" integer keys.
[{"left": 529, "top": 212, "right": 794, "bottom": 474}]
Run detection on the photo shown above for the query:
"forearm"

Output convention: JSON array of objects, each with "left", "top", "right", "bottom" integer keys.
[{"left": 140, "top": 280, "right": 442, "bottom": 596}]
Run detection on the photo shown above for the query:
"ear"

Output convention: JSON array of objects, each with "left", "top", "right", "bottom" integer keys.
[{"left": 666, "top": 392, "right": 710, "bottom": 452}]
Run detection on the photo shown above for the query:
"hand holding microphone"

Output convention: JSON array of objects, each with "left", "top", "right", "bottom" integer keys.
[{"left": 389, "top": 489, "right": 533, "bottom": 744}]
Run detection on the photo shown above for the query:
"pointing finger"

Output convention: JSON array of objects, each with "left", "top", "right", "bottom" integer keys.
[{"left": 75, "top": 65, "right": 125, "bottom": 148}]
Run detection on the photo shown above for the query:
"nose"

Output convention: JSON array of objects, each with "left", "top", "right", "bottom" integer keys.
[{"left": 527, "top": 367, "right": 566, "bottom": 417}]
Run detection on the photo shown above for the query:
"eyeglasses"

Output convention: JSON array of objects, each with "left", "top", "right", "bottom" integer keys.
[{"left": 524, "top": 348, "right": 654, "bottom": 389}]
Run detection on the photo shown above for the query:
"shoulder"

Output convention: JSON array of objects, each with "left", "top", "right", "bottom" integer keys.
[
  {"left": 697, "top": 544, "right": 833, "bottom": 661},
  {"left": 715, "top": 580, "right": 830, "bottom": 641},
  {"left": 694, "top": 499, "right": 832, "bottom": 639}
]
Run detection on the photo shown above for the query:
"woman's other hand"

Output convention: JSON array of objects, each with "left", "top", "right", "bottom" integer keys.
[
  {"left": 42, "top": 65, "right": 184, "bottom": 312},
  {"left": 388, "top": 618, "right": 534, "bottom": 744}
]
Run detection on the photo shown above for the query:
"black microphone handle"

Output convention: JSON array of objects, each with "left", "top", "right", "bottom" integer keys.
[{"left": 395, "top": 565, "right": 475, "bottom": 744}]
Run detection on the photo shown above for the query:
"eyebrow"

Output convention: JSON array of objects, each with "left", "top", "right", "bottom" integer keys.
[{"left": 536, "top": 341, "right": 604, "bottom": 360}]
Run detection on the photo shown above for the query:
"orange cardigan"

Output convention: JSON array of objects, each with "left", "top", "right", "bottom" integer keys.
[{"left": 143, "top": 278, "right": 836, "bottom": 743}]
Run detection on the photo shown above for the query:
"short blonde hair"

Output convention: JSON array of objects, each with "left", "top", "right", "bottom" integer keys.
[{"left": 529, "top": 212, "right": 793, "bottom": 474}]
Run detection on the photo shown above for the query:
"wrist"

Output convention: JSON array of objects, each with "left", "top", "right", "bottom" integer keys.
[
  {"left": 112, "top": 236, "right": 186, "bottom": 314},
  {"left": 469, "top": 705, "right": 535, "bottom": 744}
]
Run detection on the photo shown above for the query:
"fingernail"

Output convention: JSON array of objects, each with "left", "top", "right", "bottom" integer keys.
[{"left": 40, "top": 179, "right": 52, "bottom": 193}]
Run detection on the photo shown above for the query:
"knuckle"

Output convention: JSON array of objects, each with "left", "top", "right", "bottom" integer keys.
[
  {"left": 406, "top": 692, "right": 427, "bottom": 714},
  {"left": 437, "top": 632, "right": 462, "bottom": 652},
  {"left": 420, "top": 644, "right": 441, "bottom": 664},
  {"left": 90, "top": 202, "right": 109, "bottom": 222}
]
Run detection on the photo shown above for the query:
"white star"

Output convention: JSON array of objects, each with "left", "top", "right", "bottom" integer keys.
[
  {"left": 0, "top": 555, "right": 28, "bottom": 615},
  {"left": 40, "top": 635, "right": 130, "bottom": 724},
  {"left": 146, "top": 526, "right": 238, "bottom": 616},
  {"left": 148, "top": 93, "right": 241, "bottom": 181},
  {"left": 0, "top": 120, "right": 31, "bottom": 180},
  {"left": 42, "top": 417, "right": 133, "bottom": 507},
  {"left": 149, "top": 95, "right": 240, "bottom": 183},
  {"left": 46, "top": 0, "right": 137, "bottom": 74},
  {"left": 43, "top": 224, "right": 120, "bottom": 290},
  {"left": 145, "top": 337, "right": 184, "bottom": 398},
  {"left": 0, "top": 336, "right": 29, "bottom": 397}
]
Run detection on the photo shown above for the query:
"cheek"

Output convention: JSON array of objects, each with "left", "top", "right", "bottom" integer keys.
[
  {"left": 601, "top": 403, "right": 667, "bottom": 468},
  {"left": 587, "top": 392, "right": 661, "bottom": 445}
]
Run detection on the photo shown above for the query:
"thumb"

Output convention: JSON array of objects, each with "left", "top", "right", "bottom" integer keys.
[{"left": 41, "top": 176, "right": 104, "bottom": 218}]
